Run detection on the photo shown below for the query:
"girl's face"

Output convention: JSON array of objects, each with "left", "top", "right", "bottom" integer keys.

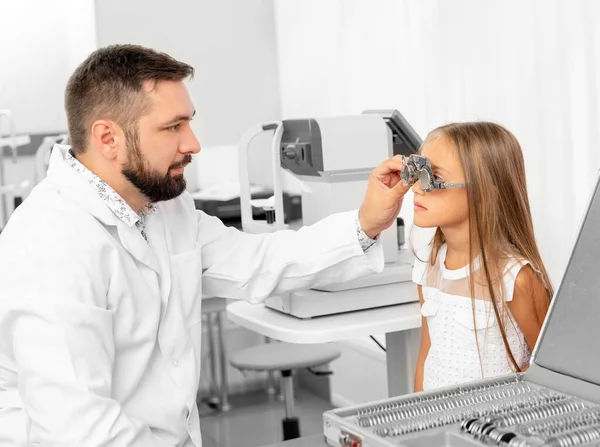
[{"left": 411, "top": 135, "right": 469, "bottom": 229}]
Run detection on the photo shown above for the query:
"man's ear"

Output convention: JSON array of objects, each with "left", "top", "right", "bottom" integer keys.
[{"left": 90, "top": 119, "right": 121, "bottom": 160}]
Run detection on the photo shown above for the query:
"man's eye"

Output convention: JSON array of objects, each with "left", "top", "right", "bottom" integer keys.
[
  {"left": 168, "top": 123, "right": 181, "bottom": 132},
  {"left": 433, "top": 175, "right": 444, "bottom": 182}
]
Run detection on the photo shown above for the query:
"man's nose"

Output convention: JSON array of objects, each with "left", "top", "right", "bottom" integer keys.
[{"left": 181, "top": 127, "right": 201, "bottom": 155}]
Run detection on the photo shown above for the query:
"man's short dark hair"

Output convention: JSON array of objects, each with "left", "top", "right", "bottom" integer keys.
[{"left": 64, "top": 44, "right": 194, "bottom": 154}]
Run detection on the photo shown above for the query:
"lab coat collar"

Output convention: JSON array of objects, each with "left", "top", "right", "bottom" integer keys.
[
  {"left": 47, "top": 145, "right": 120, "bottom": 227},
  {"left": 47, "top": 145, "right": 162, "bottom": 274}
]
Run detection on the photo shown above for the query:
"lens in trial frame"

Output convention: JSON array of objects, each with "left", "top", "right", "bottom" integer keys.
[{"left": 419, "top": 169, "right": 432, "bottom": 192}]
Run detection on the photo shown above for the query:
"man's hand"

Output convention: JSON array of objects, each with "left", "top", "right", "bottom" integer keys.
[{"left": 358, "top": 155, "right": 410, "bottom": 239}]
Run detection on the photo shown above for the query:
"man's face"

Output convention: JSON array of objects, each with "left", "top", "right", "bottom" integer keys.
[{"left": 122, "top": 80, "right": 200, "bottom": 203}]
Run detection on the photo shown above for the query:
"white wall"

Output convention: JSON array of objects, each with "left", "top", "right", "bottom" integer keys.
[
  {"left": 0, "top": 0, "right": 97, "bottom": 134},
  {"left": 95, "top": 0, "right": 281, "bottom": 148}
]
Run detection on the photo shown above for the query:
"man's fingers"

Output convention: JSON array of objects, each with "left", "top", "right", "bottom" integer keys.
[
  {"left": 392, "top": 178, "right": 410, "bottom": 196},
  {"left": 373, "top": 156, "right": 406, "bottom": 176}
]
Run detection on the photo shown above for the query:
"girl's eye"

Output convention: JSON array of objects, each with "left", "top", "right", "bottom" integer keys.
[{"left": 433, "top": 175, "right": 444, "bottom": 182}]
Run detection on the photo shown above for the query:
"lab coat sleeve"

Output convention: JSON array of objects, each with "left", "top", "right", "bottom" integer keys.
[
  {"left": 199, "top": 210, "right": 385, "bottom": 302},
  {"left": 0, "top": 231, "right": 172, "bottom": 446}
]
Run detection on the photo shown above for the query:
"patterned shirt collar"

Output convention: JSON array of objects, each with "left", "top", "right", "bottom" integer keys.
[{"left": 65, "top": 150, "right": 156, "bottom": 238}]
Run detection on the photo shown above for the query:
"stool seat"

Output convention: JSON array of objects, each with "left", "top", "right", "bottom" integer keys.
[{"left": 229, "top": 342, "right": 341, "bottom": 372}]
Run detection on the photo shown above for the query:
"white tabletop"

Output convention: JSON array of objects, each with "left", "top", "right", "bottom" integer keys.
[{"left": 226, "top": 299, "right": 421, "bottom": 344}]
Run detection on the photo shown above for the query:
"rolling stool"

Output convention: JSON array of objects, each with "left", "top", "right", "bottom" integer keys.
[{"left": 229, "top": 342, "right": 341, "bottom": 441}]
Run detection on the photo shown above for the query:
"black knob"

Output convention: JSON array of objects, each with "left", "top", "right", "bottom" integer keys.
[{"left": 283, "top": 145, "right": 297, "bottom": 159}]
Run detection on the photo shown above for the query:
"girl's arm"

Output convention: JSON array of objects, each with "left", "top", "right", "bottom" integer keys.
[
  {"left": 414, "top": 285, "right": 431, "bottom": 392},
  {"left": 507, "top": 265, "right": 551, "bottom": 355}
]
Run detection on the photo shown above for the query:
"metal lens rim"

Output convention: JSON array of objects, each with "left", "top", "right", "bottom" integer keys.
[{"left": 419, "top": 169, "right": 432, "bottom": 192}]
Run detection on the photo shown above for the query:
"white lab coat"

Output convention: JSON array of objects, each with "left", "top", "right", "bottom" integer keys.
[{"left": 0, "top": 145, "right": 383, "bottom": 446}]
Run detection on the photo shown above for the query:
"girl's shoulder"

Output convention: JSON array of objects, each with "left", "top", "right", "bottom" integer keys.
[{"left": 501, "top": 252, "right": 531, "bottom": 302}]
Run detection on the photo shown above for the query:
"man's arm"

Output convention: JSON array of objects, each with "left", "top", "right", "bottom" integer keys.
[
  {"left": 0, "top": 229, "right": 171, "bottom": 447},
  {"left": 199, "top": 155, "right": 409, "bottom": 302},
  {"left": 199, "top": 210, "right": 384, "bottom": 303}
]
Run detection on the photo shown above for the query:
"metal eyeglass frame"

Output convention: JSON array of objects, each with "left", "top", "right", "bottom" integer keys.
[{"left": 401, "top": 154, "right": 466, "bottom": 193}]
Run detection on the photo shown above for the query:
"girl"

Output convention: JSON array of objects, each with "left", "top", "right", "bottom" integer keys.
[{"left": 409, "top": 122, "right": 552, "bottom": 392}]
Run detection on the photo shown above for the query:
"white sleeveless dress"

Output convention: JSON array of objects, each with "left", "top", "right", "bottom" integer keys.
[{"left": 413, "top": 244, "right": 531, "bottom": 391}]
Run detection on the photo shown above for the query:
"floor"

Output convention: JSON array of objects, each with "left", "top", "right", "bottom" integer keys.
[{"left": 199, "top": 389, "right": 333, "bottom": 447}]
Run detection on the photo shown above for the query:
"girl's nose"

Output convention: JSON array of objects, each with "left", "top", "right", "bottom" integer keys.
[{"left": 411, "top": 180, "right": 425, "bottom": 196}]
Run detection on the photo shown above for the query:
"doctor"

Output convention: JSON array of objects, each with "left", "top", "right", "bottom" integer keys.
[{"left": 0, "top": 44, "right": 409, "bottom": 446}]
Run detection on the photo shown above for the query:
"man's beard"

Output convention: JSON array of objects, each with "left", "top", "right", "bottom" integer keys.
[{"left": 121, "top": 129, "right": 191, "bottom": 203}]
